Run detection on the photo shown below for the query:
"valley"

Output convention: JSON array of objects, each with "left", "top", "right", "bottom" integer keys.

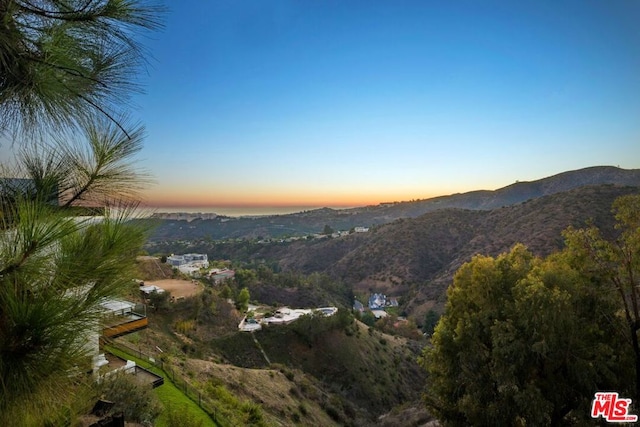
[{"left": 125, "top": 166, "right": 640, "bottom": 425}]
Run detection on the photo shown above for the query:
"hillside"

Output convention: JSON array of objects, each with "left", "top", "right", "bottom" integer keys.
[
  {"left": 120, "top": 284, "right": 428, "bottom": 426},
  {"left": 145, "top": 166, "right": 640, "bottom": 241},
  {"left": 276, "top": 185, "right": 640, "bottom": 318},
  {"left": 129, "top": 170, "right": 640, "bottom": 425},
  {"left": 160, "top": 184, "right": 639, "bottom": 324}
]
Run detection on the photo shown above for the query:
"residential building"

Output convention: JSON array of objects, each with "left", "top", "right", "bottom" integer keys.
[
  {"left": 167, "top": 253, "right": 209, "bottom": 275},
  {"left": 209, "top": 268, "right": 235, "bottom": 284},
  {"left": 167, "top": 253, "right": 208, "bottom": 267},
  {"left": 369, "top": 293, "right": 386, "bottom": 309}
]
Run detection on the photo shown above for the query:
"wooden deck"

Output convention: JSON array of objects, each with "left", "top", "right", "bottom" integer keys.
[{"left": 102, "top": 313, "right": 148, "bottom": 338}]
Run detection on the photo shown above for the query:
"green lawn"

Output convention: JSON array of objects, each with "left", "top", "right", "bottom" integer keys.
[
  {"left": 105, "top": 346, "right": 216, "bottom": 427},
  {"left": 153, "top": 377, "right": 215, "bottom": 427}
]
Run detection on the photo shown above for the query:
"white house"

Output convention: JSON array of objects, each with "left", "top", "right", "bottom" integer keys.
[{"left": 167, "top": 253, "right": 209, "bottom": 275}]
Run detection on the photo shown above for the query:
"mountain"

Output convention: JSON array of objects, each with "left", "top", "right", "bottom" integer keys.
[
  {"left": 339, "top": 166, "right": 640, "bottom": 221},
  {"left": 183, "top": 184, "right": 639, "bottom": 324},
  {"left": 146, "top": 166, "right": 640, "bottom": 242},
  {"left": 133, "top": 168, "right": 640, "bottom": 424},
  {"left": 285, "top": 185, "right": 640, "bottom": 317}
]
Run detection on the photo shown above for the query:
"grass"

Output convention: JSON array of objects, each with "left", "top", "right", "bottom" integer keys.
[
  {"left": 154, "top": 381, "right": 214, "bottom": 427},
  {"left": 105, "top": 345, "right": 216, "bottom": 427}
]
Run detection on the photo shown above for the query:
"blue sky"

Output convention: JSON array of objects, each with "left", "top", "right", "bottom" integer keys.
[{"left": 6, "top": 1, "right": 640, "bottom": 209}]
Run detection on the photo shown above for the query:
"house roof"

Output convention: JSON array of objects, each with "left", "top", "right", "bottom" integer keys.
[
  {"left": 100, "top": 299, "right": 135, "bottom": 314},
  {"left": 140, "top": 285, "right": 165, "bottom": 294}
]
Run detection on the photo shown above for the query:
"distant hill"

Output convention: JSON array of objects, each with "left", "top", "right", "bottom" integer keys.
[
  {"left": 348, "top": 165, "right": 640, "bottom": 218},
  {"left": 149, "top": 184, "right": 640, "bottom": 324},
  {"left": 143, "top": 166, "right": 640, "bottom": 324},
  {"left": 199, "top": 184, "right": 639, "bottom": 322},
  {"left": 145, "top": 166, "right": 640, "bottom": 241}
]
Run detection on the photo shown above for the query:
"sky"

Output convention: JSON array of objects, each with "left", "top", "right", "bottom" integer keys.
[{"left": 4, "top": 1, "right": 640, "bottom": 212}]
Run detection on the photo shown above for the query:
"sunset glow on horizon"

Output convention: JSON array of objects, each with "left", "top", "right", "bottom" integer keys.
[
  {"left": 130, "top": 0, "right": 638, "bottom": 208},
  {"left": 142, "top": 186, "right": 449, "bottom": 209},
  {"left": 4, "top": 1, "right": 635, "bottom": 206}
]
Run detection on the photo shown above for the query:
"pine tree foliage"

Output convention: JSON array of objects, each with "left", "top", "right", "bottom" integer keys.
[
  {"left": 0, "top": 123, "right": 150, "bottom": 423},
  {"left": 0, "top": 1, "right": 162, "bottom": 424},
  {"left": 0, "top": 0, "right": 164, "bottom": 137},
  {"left": 21, "top": 116, "right": 150, "bottom": 207}
]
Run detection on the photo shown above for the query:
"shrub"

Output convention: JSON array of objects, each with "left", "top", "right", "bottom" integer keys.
[
  {"left": 93, "top": 372, "right": 161, "bottom": 425},
  {"left": 175, "top": 319, "right": 196, "bottom": 334},
  {"left": 298, "top": 403, "right": 308, "bottom": 416},
  {"left": 284, "top": 370, "right": 295, "bottom": 381}
]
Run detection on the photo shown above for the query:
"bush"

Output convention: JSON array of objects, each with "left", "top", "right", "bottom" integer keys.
[
  {"left": 175, "top": 319, "right": 196, "bottom": 333},
  {"left": 94, "top": 372, "right": 161, "bottom": 425},
  {"left": 298, "top": 403, "right": 308, "bottom": 416},
  {"left": 149, "top": 290, "right": 171, "bottom": 312}
]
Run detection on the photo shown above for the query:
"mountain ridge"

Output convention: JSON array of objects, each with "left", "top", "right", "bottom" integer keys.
[
  {"left": 360, "top": 165, "right": 640, "bottom": 217},
  {"left": 274, "top": 184, "right": 640, "bottom": 320},
  {"left": 173, "top": 184, "right": 639, "bottom": 323},
  {"left": 146, "top": 166, "right": 640, "bottom": 242}
]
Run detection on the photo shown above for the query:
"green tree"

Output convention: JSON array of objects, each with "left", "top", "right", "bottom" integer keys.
[
  {"left": 0, "top": 123, "right": 152, "bottom": 424},
  {"left": 234, "top": 268, "right": 257, "bottom": 287},
  {"left": 421, "top": 244, "right": 630, "bottom": 426},
  {"left": 256, "top": 264, "right": 274, "bottom": 282},
  {"left": 93, "top": 372, "right": 162, "bottom": 424},
  {"left": 236, "top": 287, "right": 250, "bottom": 312},
  {"left": 1, "top": 0, "right": 164, "bottom": 137},
  {"left": 562, "top": 194, "right": 640, "bottom": 401},
  {"left": 359, "top": 310, "right": 376, "bottom": 327},
  {"left": 219, "top": 283, "right": 233, "bottom": 300},
  {"left": 148, "top": 289, "right": 171, "bottom": 312},
  {"left": 0, "top": 1, "right": 163, "bottom": 423},
  {"left": 422, "top": 309, "right": 439, "bottom": 336},
  {"left": 323, "top": 224, "right": 334, "bottom": 235}
]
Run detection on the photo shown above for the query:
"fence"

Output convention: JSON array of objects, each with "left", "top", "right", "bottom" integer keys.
[{"left": 103, "top": 338, "right": 231, "bottom": 427}]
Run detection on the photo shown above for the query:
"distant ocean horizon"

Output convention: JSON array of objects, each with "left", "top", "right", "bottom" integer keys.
[{"left": 142, "top": 205, "right": 356, "bottom": 217}]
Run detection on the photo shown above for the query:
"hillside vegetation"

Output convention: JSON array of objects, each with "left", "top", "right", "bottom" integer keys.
[
  {"left": 150, "top": 184, "right": 640, "bottom": 323},
  {"left": 120, "top": 280, "right": 427, "bottom": 426},
  {"left": 130, "top": 168, "right": 640, "bottom": 425}
]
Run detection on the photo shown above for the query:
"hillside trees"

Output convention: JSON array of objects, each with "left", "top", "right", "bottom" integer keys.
[
  {"left": 236, "top": 287, "right": 250, "bottom": 312},
  {"left": 234, "top": 268, "right": 257, "bottom": 287},
  {"left": 420, "top": 244, "right": 632, "bottom": 426},
  {"left": 0, "top": 1, "right": 163, "bottom": 423},
  {"left": 562, "top": 194, "right": 640, "bottom": 401}
]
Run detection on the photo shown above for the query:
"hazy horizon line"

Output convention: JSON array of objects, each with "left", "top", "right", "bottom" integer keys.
[{"left": 142, "top": 204, "right": 363, "bottom": 217}]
